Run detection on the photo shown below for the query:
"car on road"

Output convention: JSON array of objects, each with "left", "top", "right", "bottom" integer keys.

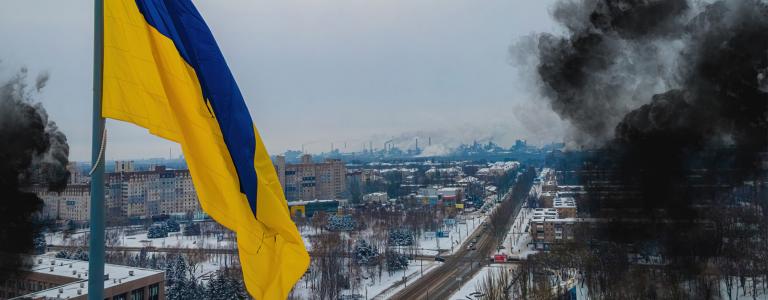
[{"left": 434, "top": 256, "right": 446, "bottom": 262}]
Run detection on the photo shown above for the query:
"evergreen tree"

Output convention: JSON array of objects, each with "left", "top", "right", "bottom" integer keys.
[
  {"left": 165, "top": 219, "right": 181, "bottom": 232},
  {"left": 71, "top": 249, "right": 88, "bottom": 261},
  {"left": 386, "top": 250, "right": 409, "bottom": 272},
  {"left": 387, "top": 229, "right": 414, "bottom": 246},
  {"left": 325, "top": 215, "right": 357, "bottom": 232},
  {"left": 183, "top": 222, "right": 201, "bottom": 236},
  {"left": 147, "top": 224, "right": 168, "bottom": 238},
  {"left": 354, "top": 239, "right": 379, "bottom": 266},
  {"left": 33, "top": 233, "right": 46, "bottom": 254},
  {"left": 205, "top": 271, "right": 248, "bottom": 300},
  {"left": 165, "top": 255, "right": 205, "bottom": 300}
]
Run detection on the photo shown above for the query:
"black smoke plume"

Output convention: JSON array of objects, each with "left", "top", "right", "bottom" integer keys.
[
  {"left": 0, "top": 66, "right": 69, "bottom": 280},
  {"left": 527, "top": 0, "right": 768, "bottom": 298}
]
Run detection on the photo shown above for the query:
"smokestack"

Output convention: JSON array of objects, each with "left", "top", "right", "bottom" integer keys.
[
  {"left": 428, "top": 137, "right": 431, "bottom": 146},
  {"left": 415, "top": 138, "right": 418, "bottom": 150},
  {"left": 0, "top": 66, "right": 69, "bottom": 281}
]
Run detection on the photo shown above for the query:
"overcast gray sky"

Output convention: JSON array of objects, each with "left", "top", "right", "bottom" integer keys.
[{"left": 0, "top": 0, "right": 568, "bottom": 161}]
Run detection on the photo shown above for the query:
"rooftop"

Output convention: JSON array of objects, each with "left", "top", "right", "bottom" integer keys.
[
  {"left": 17, "top": 255, "right": 163, "bottom": 300},
  {"left": 553, "top": 197, "right": 577, "bottom": 208},
  {"left": 287, "top": 199, "right": 339, "bottom": 206}
]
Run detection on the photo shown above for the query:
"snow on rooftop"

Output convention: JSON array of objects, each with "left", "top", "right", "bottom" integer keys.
[
  {"left": 21, "top": 255, "right": 163, "bottom": 299},
  {"left": 553, "top": 197, "right": 577, "bottom": 208},
  {"left": 287, "top": 199, "right": 338, "bottom": 206}
]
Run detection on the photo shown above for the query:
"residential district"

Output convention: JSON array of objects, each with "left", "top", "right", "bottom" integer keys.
[{"left": 7, "top": 140, "right": 767, "bottom": 299}]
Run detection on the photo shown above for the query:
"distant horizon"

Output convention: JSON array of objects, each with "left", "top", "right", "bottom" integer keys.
[
  {"left": 1, "top": 0, "right": 567, "bottom": 161},
  {"left": 67, "top": 136, "right": 566, "bottom": 163}
]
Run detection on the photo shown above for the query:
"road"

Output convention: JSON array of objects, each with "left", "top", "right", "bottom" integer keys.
[{"left": 390, "top": 176, "right": 532, "bottom": 300}]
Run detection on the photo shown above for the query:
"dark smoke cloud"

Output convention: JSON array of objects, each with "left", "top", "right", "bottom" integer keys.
[
  {"left": 536, "top": 0, "right": 692, "bottom": 143},
  {"left": 526, "top": 0, "right": 768, "bottom": 297},
  {"left": 0, "top": 66, "right": 69, "bottom": 279}
]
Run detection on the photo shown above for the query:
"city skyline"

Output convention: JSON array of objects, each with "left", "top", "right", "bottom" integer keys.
[{"left": 0, "top": 0, "right": 570, "bottom": 161}]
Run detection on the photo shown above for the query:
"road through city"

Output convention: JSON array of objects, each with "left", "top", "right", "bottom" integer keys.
[{"left": 390, "top": 175, "right": 532, "bottom": 300}]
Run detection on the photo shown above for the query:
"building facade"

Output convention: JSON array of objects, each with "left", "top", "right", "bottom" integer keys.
[
  {"left": 106, "top": 166, "right": 199, "bottom": 220},
  {"left": 274, "top": 154, "right": 346, "bottom": 201},
  {"left": 34, "top": 184, "right": 90, "bottom": 223},
  {"left": 36, "top": 166, "right": 201, "bottom": 223},
  {"left": 553, "top": 197, "right": 577, "bottom": 218}
]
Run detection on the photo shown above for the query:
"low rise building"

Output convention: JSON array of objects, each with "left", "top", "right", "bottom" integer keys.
[
  {"left": 287, "top": 199, "right": 340, "bottom": 218},
  {"left": 362, "top": 192, "right": 388, "bottom": 204},
  {"left": 6, "top": 255, "right": 164, "bottom": 300},
  {"left": 438, "top": 187, "right": 464, "bottom": 204},
  {"left": 553, "top": 197, "right": 577, "bottom": 218},
  {"left": 530, "top": 208, "right": 577, "bottom": 250}
]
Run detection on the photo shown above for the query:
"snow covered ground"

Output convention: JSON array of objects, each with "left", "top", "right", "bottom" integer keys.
[
  {"left": 498, "top": 204, "right": 537, "bottom": 260},
  {"left": 405, "top": 212, "right": 488, "bottom": 257},
  {"left": 117, "top": 231, "right": 235, "bottom": 249},
  {"left": 46, "top": 227, "right": 236, "bottom": 249},
  {"left": 368, "top": 260, "right": 438, "bottom": 299},
  {"left": 290, "top": 260, "right": 439, "bottom": 300},
  {"left": 449, "top": 265, "right": 513, "bottom": 300}
]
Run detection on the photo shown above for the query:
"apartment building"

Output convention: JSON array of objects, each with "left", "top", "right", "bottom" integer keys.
[
  {"left": 274, "top": 154, "right": 346, "bottom": 201},
  {"left": 34, "top": 184, "right": 90, "bottom": 222},
  {"left": 106, "top": 166, "right": 199, "bottom": 219},
  {"left": 529, "top": 208, "right": 577, "bottom": 250},
  {"left": 36, "top": 165, "right": 201, "bottom": 223}
]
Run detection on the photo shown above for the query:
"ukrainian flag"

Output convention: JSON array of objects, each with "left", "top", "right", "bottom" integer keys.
[{"left": 101, "top": 1, "right": 309, "bottom": 298}]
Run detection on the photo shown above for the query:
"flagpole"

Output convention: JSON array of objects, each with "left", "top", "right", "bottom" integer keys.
[{"left": 88, "top": 0, "right": 106, "bottom": 299}]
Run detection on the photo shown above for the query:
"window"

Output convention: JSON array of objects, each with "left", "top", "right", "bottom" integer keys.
[
  {"left": 149, "top": 283, "right": 160, "bottom": 300},
  {"left": 113, "top": 293, "right": 128, "bottom": 300},
  {"left": 130, "top": 288, "right": 145, "bottom": 300}
]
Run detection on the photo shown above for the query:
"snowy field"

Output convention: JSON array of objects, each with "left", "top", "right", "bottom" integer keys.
[{"left": 117, "top": 231, "right": 235, "bottom": 249}]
